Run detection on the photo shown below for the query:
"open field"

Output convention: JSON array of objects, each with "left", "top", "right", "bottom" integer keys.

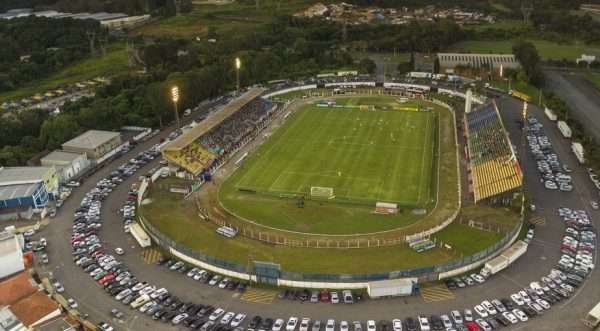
[
  {"left": 451, "top": 39, "right": 600, "bottom": 61},
  {"left": 141, "top": 180, "right": 516, "bottom": 274},
  {"left": 0, "top": 43, "right": 131, "bottom": 103},
  {"left": 219, "top": 96, "right": 437, "bottom": 235},
  {"left": 134, "top": 0, "right": 319, "bottom": 38}
]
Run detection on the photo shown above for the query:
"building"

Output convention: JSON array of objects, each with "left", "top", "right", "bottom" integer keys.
[
  {"left": 0, "top": 167, "right": 59, "bottom": 220},
  {"left": 413, "top": 53, "right": 435, "bottom": 72},
  {"left": 61, "top": 130, "right": 122, "bottom": 160},
  {"left": 0, "top": 306, "right": 26, "bottom": 331},
  {"left": 40, "top": 151, "right": 90, "bottom": 183},
  {"left": 9, "top": 291, "right": 61, "bottom": 328},
  {"left": 437, "top": 53, "right": 520, "bottom": 73},
  {"left": 0, "top": 232, "right": 24, "bottom": 279}
]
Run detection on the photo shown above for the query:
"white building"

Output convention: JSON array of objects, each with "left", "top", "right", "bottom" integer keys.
[
  {"left": 0, "top": 232, "right": 24, "bottom": 280},
  {"left": 40, "top": 150, "right": 90, "bottom": 183},
  {"left": 437, "top": 53, "right": 520, "bottom": 72}
]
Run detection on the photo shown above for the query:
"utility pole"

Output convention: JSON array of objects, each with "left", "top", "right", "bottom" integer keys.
[
  {"left": 520, "top": 101, "right": 528, "bottom": 216},
  {"left": 86, "top": 31, "right": 96, "bottom": 57},
  {"left": 171, "top": 86, "right": 180, "bottom": 129}
]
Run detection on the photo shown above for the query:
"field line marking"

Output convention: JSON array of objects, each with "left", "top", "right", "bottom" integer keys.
[{"left": 417, "top": 114, "right": 430, "bottom": 204}]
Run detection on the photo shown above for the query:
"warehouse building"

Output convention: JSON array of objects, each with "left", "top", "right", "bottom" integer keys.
[
  {"left": 62, "top": 130, "right": 122, "bottom": 160},
  {"left": 437, "top": 53, "right": 520, "bottom": 72},
  {"left": 0, "top": 232, "right": 24, "bottom": 279},
  {"left": 0, "top": 167, "right": 59, "bottom": 220},
  {"left": 40, "top": 151, "right": 90, "bottom": 183}
]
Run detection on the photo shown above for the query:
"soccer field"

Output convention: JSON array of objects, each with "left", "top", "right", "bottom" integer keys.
[{"left": 234, "top": 101, "right": 436, "bottom": 206}]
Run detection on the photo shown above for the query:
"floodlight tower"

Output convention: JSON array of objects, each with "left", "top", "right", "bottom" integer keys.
[
  {"left": 520, "top": 101, "right": 528, "bottom": 215},
  {"left": 171, "top": 86, "right": 180, "bottom": 128},
  {"left": 235, "top": 57, "right": 241, "bottom": 93}
]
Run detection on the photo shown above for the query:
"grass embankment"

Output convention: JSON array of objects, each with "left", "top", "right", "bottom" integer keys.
[
  {"left": 451, "top": 39, "right": 600, "bottom": 61},
  {"left": 142, "top": 180, "right": 515, "bottom": 274},
  {"left": 0, "top": 43, "right": 131, "bottom": 103},
  {"left": 134, "top": 0, "right": 319, "bottom": 38}
]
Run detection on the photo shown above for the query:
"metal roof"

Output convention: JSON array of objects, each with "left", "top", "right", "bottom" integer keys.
[
  {"left": 62, "top": 130, "right": 120, "bottom": 150},
  {"left": 0, "top": 232, "right": 18, "bottom": 256},
  {"left": 0, "top": 167, "right": 52, "bottom": 186},
  {"left": 41, "top": 150, "right": 84, "bottom": 164},
  {"left": 0, "top": 183, "right": 40, "bottom": 201}
]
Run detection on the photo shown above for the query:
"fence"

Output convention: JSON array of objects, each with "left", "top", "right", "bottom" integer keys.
[{"left": 138, "top": 212, "right": 522, "bottom": 284}]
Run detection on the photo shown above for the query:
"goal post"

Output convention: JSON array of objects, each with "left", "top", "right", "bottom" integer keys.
[{"left": 310, "top": 186, "right": 334, "bottom": 199}]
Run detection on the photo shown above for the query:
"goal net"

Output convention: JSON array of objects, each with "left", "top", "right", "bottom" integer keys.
[{"left": 310, "top": 186, "right": 334, "bottom": 199}]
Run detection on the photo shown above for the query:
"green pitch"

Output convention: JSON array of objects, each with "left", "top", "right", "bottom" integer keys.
[{"left": 233, "top": 98, "right": 436, "bottom": 206}]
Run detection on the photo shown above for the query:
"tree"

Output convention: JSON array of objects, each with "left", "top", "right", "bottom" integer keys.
[
  {"left": 359, "top": 58, "right": 376, "bottom": 74},
  {"left": 512, "top": 40, "right": 542, "bottom": 85},
  {"left": 40, "top": 115, "right": 80, "bottom": 150}
]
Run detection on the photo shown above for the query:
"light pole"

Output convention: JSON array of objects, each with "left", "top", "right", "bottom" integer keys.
[
  {"left": 171, "top": 86, "right": 180, "bottom": 129},
  {"left": 235, "top": 57, "right": 241, "bottom": 93}
]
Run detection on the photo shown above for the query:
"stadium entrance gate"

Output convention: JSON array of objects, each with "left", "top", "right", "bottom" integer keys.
[{"left": 253, "top": 261, "right": 281, "bottom": 285}]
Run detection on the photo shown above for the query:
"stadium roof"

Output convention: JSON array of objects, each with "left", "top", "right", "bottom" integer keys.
[
  {"left": 62, "top": 130, "right": 120, "bottom": 151},
  {"left": 164, "top": 88, "right": 266, "bottom": 152}
]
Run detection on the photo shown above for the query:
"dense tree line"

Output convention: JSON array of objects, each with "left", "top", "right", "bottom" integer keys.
[{"left": 0, "top": 17, "right": 106, "bottom": 92}]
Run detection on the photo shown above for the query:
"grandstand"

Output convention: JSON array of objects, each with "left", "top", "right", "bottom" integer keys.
[
  {"left": 465, "top": 101, "right": 523, "bottom": 203},
  {"left": 162, "top": 88, "right": 274, "bottom": 176}
]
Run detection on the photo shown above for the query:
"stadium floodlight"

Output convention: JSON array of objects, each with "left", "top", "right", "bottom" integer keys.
[
  {"left": 235, "top": 57, "right": 241, "bottom": 92},
  {"left": 171, "top": 86, "right": 180, "bottom": 128}
]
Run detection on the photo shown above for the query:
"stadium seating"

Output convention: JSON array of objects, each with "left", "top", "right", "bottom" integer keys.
[{"left": 465, "top": 102, "right": 523, "bottom": 202}]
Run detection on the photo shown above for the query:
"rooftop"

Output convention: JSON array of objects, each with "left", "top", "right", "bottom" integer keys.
[
  {"left": 0, "top": 167, "right": 53, "bottom": 186},
  {"left": 0, "top": 232, "right": 19, "bottom": 255},
  {"left": 10, "top": 291, "right": 60, "bottom": 327},
  {"left": 40, "top": 151, "right": 85, "bottom": 164},
  {"left": 0, "top": 306, "right": 24, "bottom": 331},
  {"left": 34, "top": 316, "right": 78, "bottom": 331},
  {"left": 62, "top": 130, "right": 120, "bottom": 150},
  {"left": 0, "top": 272, "right": 37, "bottom": 306},
  {"left": 0, "top": 182, "right": 41, "bottom": 202}
]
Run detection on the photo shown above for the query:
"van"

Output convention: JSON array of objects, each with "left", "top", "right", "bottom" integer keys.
[
  {"left": 130, "top": 294, "right": 150, "bottom": 309},
  {"left": 342, "top": 290, "right": 353, "bottom": 304}
]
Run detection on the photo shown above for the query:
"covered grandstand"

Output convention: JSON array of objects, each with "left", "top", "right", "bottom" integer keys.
[
  {"left": 465, "top": 101, "right": 523, "bottom": 203},
  {"left": 162, "top": 88, "right": 273, "bottom": 176}
]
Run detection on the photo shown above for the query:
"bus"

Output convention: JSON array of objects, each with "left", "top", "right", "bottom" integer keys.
[{"left": 509, "top": 90, "right": 531, "bottom": 102}]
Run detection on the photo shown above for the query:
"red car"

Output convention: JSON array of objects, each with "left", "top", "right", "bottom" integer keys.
[
  {"left": 319, "top": 291, "right": 330, "bottom": 302},
  {"left": 99, "top": 273, "right": 115, "bottom": 285},
  {"left": 465, "top": 321, "right": 481, "bottom": 331}
]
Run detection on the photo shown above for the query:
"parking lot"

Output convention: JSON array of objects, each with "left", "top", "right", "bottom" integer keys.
[{"left": 25, "top": 91, "right": 600, "bottom": 331}]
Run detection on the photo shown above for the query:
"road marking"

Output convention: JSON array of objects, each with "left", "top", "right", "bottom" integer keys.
[
  {"left": 240, "top": 288, "right": 276, "bottom": 304},
  {"left": 420, "top": 285, "right": 455, "bottom": 302},
  {"left": 140, "top": 247, "right": 161, "bottom": 264},
  {"left": 529, "top": 216, "right": 546, "bottom": 226}
]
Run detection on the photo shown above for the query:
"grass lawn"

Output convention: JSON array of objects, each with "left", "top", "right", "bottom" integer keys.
[
  {"left": 134, "top": 0, "right": 319, "bottom": 38},
  {"left": 0, "top": 43, "right": 131, "bottom": 103},
  {"left": 141, "top": 182, "right": 516, "bottom": 274},
  {"left": 220, "top": 96, "right": 437, "bottom": 234},
  {"left": 586, "top": 73, "right": 600, "bottom": 89},
  {"left": 451, "top": 39, "right": 600, "bottom": 61},
  {"left": 463, "top": 19, "right": 527, "bottom": 32}
]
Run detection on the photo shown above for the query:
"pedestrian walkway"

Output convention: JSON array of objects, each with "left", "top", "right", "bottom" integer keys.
[
  {"left": 420, "top": 285, "right": 455, "bottom": 302},
  {"left": 140, "top": 247, "right": 162, "bottom": 264},
  {"left": 240, "top": 288, "right": 276, "bottom": 304}
]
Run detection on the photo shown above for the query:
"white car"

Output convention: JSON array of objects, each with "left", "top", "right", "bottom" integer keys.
[
  {"left": 67, "top": 298, "right": 78, "bottom": 309},
  {"left": 481, "top": 300, "right": 497, "bottom": 315},
  {"left": 463, "top": 309, "right": 473, "bottom": 322},
  {"left": 392, "top": 319, "right": 402, "bottom": 331},
  {"left": 440, "top": 315, "right": 452, "bottom": 329},
  {"left": 511, "top": 293, "right": 525, "bottom": 306},
  {"left": 502, "top": 312, "right": 518, "bottom": 324},
  {"left": 331, "top": 292, "right": 340, "bottom": 304},
  {"left": 367, "top": 320, "right": 376, "bottom": 331},
  {"left": 209, "top": 308, "right": 225, "bottom": 321},
  {"left": 273, "top": 319, "right": 285, "bottom": 331},
  {"left": 518, "top": 290, "right": 531, "bottom": 304},
  {"left": 417, "top": 316, "right": 430, "bottom": 331},
  {"left": 287, "top": 317, "right": 299, "bottom": 331},
  {"left": 221, "top": 312, "right": 235, "bottom": 325},
  {"left": 450, "top": 310, "right": 463, "bottom": 324},
  {"left": 474, "top": 305, "right": 488, "bottom": 318},
  {"left": 325, "top": 320, "right": 335, "bottom": 331},
  {"left": 475, "top": 319, "right": 492, "bottom": 331},
  {"left": 536, "top": 299, "right": 551, "bottom": 310},
  {"left": 299, "top": 318, "right": 310, "bottom": 331},
  {"left": 472, "top": 274, "right": 486, "bottom": 284},
  {"left": 231, "top": 314, "right": 247, "bottom": 327},
  {"left": 218, "top": 277, "right": 230, "bottom": 289},
  {"left": 340, "top": 321, "right": 349, "bottom": 331},
  {"left": 114, "top": 247, "right": 124, "bottom": 255},
  {"left": 512, "top": 309, "right": 528, "bottom": 322}
]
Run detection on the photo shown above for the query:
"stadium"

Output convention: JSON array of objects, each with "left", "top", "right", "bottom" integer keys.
[{"left": 140, "top": 82, "right": 524, "bottom": 286}]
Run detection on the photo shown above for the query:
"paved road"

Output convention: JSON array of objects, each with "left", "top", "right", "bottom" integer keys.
[
  {"left": 544, "top": 70, "right": 600, "bottom": 141},
  {"left": 34, "top": 93, "right": 600, "bottom": 331}
]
